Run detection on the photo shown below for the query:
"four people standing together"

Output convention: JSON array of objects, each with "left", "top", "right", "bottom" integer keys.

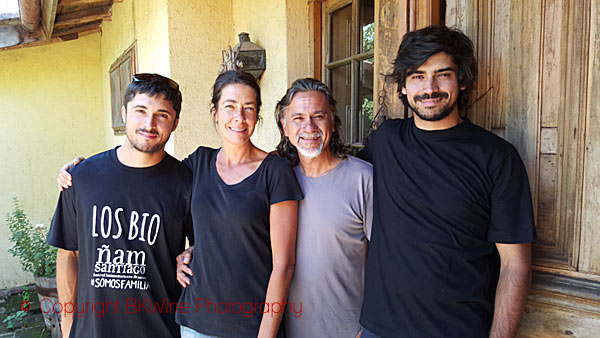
[{"left": 51, "top": 25, "right": 536, "bottom": 338}]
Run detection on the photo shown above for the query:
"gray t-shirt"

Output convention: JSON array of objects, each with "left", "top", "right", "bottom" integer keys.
[{"left": 285, "top": 156, "right": 373, "bottom": 338}]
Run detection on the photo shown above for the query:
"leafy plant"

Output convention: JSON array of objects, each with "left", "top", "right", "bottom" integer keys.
[
  {"left": 20, "top": 285, "right": 30, "bottom": 303},
  {"left": 362, "top": 97, "right": 374, "bottom": 122},
  {"left": 362, "top": 22, "right": 374, "bottom": 52},
  {"left": 6, "top": 196, "right": 57, "bottom": 277},
  {"left": 3, "top": 309, "right": 28, "bottom": 329}
]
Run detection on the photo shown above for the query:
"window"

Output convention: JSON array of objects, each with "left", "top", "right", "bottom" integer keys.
[
  {"left": 109, "top": 43, "right": 137, "bottom": 135},
  {"left": 325, "top": 0, "right": 374, "bottom": 145}
]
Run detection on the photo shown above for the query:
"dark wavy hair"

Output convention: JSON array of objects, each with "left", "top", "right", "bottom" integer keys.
[
  {"left": 275, "top": 78, "right": 349, "bottom": 166},
  {"left": 390, "top": 25, "right": 478, "bottom": 111},
  {"left": 124, "top": 74, "right": 183, "bottom": 118},
  {"left": 211, "top": 70, "right": 262, "bottom": 118}
]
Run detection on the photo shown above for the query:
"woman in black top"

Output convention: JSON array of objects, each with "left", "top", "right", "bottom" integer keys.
[{"left": 175, "top": 72, "right": 302, "bottom": 338}]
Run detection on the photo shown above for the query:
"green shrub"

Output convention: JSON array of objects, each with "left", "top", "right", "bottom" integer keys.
[{"left": 6, "top": 196, "right": 57, "bottom": 277}]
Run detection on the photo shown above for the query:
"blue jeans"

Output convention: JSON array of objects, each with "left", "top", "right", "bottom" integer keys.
[
  {"left": 360, "top": 326, "right": 385, "bottom": 338},
  {"left": 180, "top": 325, "right": 221, "bottom": 338}
]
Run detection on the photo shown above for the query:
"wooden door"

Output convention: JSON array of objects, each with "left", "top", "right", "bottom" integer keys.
[
  {"left": 445, "top": 0, "right": 600, "bottom": 336},
  {"left": 372, "top": 0, "right": 600, "bottom": 336}
]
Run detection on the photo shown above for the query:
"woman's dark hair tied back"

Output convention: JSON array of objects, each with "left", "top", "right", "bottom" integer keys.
[{"left": 211, "top": 70, "right": 262, "bottom": 117}]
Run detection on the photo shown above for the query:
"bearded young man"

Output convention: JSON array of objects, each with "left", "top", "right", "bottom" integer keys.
[
  {"left": 357, "top": 26, "right": 537, "bottom": 338},
  {"left": 48, "top": 74, "right": 193, "bottom": 338}
]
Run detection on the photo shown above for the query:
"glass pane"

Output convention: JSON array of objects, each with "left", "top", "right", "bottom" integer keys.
[
  {"left": 358, "top": 58, "right": 374, "bottom": 142},
  {"left": 360, "top": 0, "right": 375, "bottom": 53},
  {"left": 330, "top": 65, "right": 352, "bottom": 143},
  {"left": 119, "top": 58, "right": 132, "bottom": 104},
  {"left": 330, "top": 5, "right": 352, "bottom": 62},
  {"left": 110, "top": 69, "right": 122, "bottom": 130}
]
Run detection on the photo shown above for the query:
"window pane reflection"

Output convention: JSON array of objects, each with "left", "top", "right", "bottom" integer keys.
[
  {"left": 360, "top": 0, "right": 374, "bottom": 53},
  {"left": 330, "top": 65, "right": 352, "bottom": 142},
  {"left": 327, "top": 0, "right": 375, "bottom": 145},
  {"left": 359, "top": 58, "right": 374, "bottom": 142},
  {"left": 331, "top": 5, "right": 352, "bottom": 62}
]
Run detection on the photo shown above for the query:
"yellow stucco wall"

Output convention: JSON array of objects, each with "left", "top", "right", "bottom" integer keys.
[
  {"left": 169, "top": 0, "right": 311, "bottom": 159},
  {"left": 100, "top": 0, "right": 171, "bottom": 150},
  {"left": 168, "top": 0, "right": 234, "bottom": 158},
  {"left": 230, "top": 0, "right": 288, "bottom": 151},
  {"left": 0, "top": 34, "right": 105, "bottom": 288},
  {"left": 231, "top": 0, "right": 311, "bottom": 151},
  {"left": 285, "top": 0, "right": 311, "bottom": 84}
]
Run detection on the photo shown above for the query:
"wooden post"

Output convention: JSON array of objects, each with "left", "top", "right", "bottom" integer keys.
[
  {"left": 410, "top": 0, "right": 444, "bottom": 30},
  {"left": 373, "top": 0, "right": 443, "bottom": 120},
  {"left": 41, "top": 0, "right": 59, "bottom": 39},
  {"left": 309, "top": 0, "right": 324, "bottom": 80}
]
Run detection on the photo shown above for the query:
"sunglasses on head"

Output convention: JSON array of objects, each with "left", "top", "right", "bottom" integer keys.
[{"left": 132, "top": 73, "right": 180, "bottom": 91}]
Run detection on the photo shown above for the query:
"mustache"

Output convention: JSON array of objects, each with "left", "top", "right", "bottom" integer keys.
[
  {"left": 136, "top": 128, "right": 158, "bottom": 135},
  {"left": 414, "top": 92, "right": 449, "bottom": 102},
  {"left": 296, "top": 131, "right": 323, "bottom": 143}
]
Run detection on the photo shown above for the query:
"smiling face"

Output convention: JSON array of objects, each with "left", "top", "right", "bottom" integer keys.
[
  {"left": 212, "top": 83, "right": 258, "bottom": 146},
  {"left": 281, "top": 91, "right": 334, "bottom": 159},
  {"left": 402, "top": 52, "right": 465, "bottom": 122},
  {"left": 122, "top": 93, "right": 179, "bottom": 154}
]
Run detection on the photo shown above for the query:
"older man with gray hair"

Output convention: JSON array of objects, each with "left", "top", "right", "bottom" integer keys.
[{"left": 274, "top": 78, "right": 372, "bottom": 338}]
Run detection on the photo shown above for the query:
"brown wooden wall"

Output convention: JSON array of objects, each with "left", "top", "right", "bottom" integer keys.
[
  {"left": 447, "top": 0, "right": 600, "bottom": 336},
  {"left": 374, "top": 0, "right": 600, "bottom": 336},
  {"left": 374, "top": 0, "right": 444, "bottom": 119}
]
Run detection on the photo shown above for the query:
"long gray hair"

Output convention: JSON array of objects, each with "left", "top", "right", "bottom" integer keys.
[{"left": 275, "top": 78, "right": 349, "bottom": 166}]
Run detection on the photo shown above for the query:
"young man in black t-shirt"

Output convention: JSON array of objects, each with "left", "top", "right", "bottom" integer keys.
[
  {"left": 357, "top": 26, "right": 537, "bottom": 338},
  {"left": 48, "top": 74, "right": 193, "bottom": 338}
]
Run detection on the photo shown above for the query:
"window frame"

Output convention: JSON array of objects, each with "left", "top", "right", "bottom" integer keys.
[
  {"left": 323, "top": 0, "right": 375, "bottom": 145},
  {"left": 109, "top": 42, "right": 138, "bottom": 135}
]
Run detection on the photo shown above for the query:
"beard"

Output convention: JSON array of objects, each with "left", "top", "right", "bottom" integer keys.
[
  {"left": 128, "top": 128, "right": 166, "bottom": 154},
  {"left": 295, "top": 131, "right": 324, "bottom": 159},
  {"left": 409, "top": 92, "right": 457, "bottom": 122}
]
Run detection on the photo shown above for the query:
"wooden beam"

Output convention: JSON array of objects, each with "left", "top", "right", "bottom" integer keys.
[
  {"left": 410, "top": 0, "right": 444, "bottom": 30},
  {"left": 0, "top": 36, "right": 60, "bottom": 51},
  {"left": 372, "top": 0, "right": 409, "bottom": 119},
  {"left": 78, "top": 26, "right": 102, "bottom": 37},
  {"left": 55, "top": 6, "right": 112, "bottom": 27},
  {"left": 52, "top": 20, "right": 102, "bottom": 37},
  {"left": 41, "top": 0, "right": 59, "bottom": 38},
  {"left": 577, "top": 0, "right": 599, "bottom": 275},
  {"left": 59, "top": 32, "right": 79, "bottom": 41},
  {"left": 309, "top": 0, "right": 323, "bottom": 80},
  {"left": 60, "top": 0, "right": 106, "bottom": 5},
  {"left": 65, "top": 25, "right": 102, "bottom": 40},
  {"left": 0, "top": 24, "right": 101, "bottom": 52}
]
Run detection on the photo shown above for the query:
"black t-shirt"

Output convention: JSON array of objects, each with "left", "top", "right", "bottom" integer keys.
[
  {"left": 176, "top": 147, "right": 303, "bottom": 337},
  {"left": 47, "top": 148, "right": 193, "bottom": 338},
  {"left": 358, "top": 118, "right": 537, "bottom": 338}
]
